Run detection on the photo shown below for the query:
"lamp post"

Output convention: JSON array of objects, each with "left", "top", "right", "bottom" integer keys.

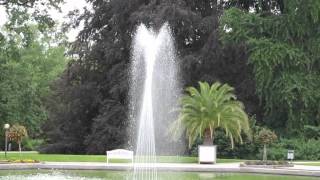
[{"left": 4, "top": 124, "right": 10, "bottom": 159}]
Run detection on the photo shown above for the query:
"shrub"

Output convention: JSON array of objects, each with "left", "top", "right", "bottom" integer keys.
[
  {"left": 256, "top": 128, "right": 277, "bottom": 162},
  {"left": 304, "top": 125, "right": 320, "bottom": 140},
  {"left": 214, "top": 129, "right": 258, "bottom": 159},
  {"left": 267, "top": 138, "right": 320, "bottom": 160},
  {"left": 257, "top": 128, "right": 277, "bottom": 145},
  {"left": 7, "top": 124, "right": 28, "bottom": 156},
  {"left": 22, "top": 138, "right": 44, "bottom": 151}
]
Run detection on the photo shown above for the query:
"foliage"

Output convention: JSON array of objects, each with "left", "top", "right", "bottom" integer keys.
[
  {"left": 8, "top": 124, "right": 28, "bottom": 143},
  {"left": 193, "top": 124, "right": 320, "bottom": 161},
  {"left": 7, "top": 124, "right": 28, "bottom": 156},
  {"left": 267, "top": 138, "right": 320, "bottom": 161},
  {"left": 219, "top": 1, "right": 320, "bottom": 135},
  {"left": 0, "top": 0, "right": 63, "bottom": 32},
  {"left": 22, "top": 138, "right": 44, "bottom": 151},
  {"left": 0, "top": 6, "right": 68, "bottom": 148},
  {"left": 257, "top": 128, "right": 277, "bottom": 145},
  {"left": 0, "top": 24, "right": 68, "bottom": 138},
  {"left": 303, "top": 125, "right": 320, "bottom": 140},
  {"left": 256, "top": 128, "right": 277, "bottom": 161},
  {"left": 211, "top": 116, "right": 260, "bottom": 159},
  {"left": 171, "top": 81, "right": 251, "bottom": 149},
  {"left": 43, "top": 0, "right": 264, "bottom": 154}
]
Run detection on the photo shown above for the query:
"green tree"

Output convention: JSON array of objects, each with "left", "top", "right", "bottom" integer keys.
[
  {"left": 0, "top": 0, "right": 63, "bottom": 28},
  {"left": 8, "top": 124, "right": 28, "bottom": 157},
  {"left": 0, "top": 23, "right": 68, "bottom": 138},
  {"left": 172, "top": 82, "right": 251, "bottom": 148},
  {"left": 219, "top": 0, "right": 320, "bottom": 135},
  {"left": 42, "top": 0, "right": 267, "bottom": 154},
  {"left": 257, "top": 128, "right": 277, "bottom": 162}
]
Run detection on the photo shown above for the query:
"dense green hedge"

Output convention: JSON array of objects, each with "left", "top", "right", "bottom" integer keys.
[
  {"left": 267, "top": 139, "right": 320, "bottom": 160},
  {"left": 190, "top": 127, "right": 320, "bottom": 161}
]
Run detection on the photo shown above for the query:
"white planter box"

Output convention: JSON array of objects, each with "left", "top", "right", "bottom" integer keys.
[{"left": 198, "top": 145, "right": 217, "bottom": 164}]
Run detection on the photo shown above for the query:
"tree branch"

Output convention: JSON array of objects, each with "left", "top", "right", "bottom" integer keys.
[{"left": 0, "top": 0, "right": 36, "bottom": 7}]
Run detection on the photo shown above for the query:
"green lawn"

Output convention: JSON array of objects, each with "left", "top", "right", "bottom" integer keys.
[
  {"left": 299, "top": 163, "right": 320, "bottom": 166},
  {"left": 0, "top": 152, "right": 243, "bottom": 163}
]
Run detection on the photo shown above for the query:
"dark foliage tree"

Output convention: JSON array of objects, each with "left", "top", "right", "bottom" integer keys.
[{"left": 42, "top": 0, "right": 283, "bottom": 154}]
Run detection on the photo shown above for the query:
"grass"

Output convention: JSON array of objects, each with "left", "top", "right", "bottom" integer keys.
[
  {"left": 0, "top": 152, "right": 244, "bottom": 163},
  {"left": 299, "top": 163, "right": 320, "bottom": 166}
]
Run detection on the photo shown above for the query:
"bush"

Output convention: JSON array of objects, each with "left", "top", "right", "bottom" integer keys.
[
  {"left": 214, "top": 129, "right": 258, "bottom": 159},
  {"left": 244, "top": 160, "right": 289, "bottom": 165},
  {"left": 39, "top": 142, "right": 85, "bottom": 154},
  {"left": 267, "top": 138, "right": 320, "bottom": 160},
  {"left": 188, "top": 129, "right": 258, "bottom": 158},
  {"left": 215, "top": 136, "right": 320, "bottom": 161},
  {"left": 188, "top": 120, "right": 320, "bottom": 161},
  {"left": 261, "top": 145, "right": 287, "bottom": 160},
  {"left": 304, "top": 125, "right": 320, "bottom": 140},
  {"left": 213, "top": 118, "right": 260, "bottom": 159},
  {"left": 22, "top": 138, "right": 44, "bottom": 151}
]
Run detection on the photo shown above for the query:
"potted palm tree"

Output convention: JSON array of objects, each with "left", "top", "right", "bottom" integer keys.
[{"left": 171, "top": 82, "right": 251, "bottom": 164}]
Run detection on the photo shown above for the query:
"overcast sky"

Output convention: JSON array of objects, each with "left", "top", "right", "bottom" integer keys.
[{"left": 0, "top": 0, "right": 90, "bottom": 42}]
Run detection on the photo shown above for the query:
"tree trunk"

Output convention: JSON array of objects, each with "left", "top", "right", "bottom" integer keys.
[
  {"left": 263, "top": 144, "right": 267, "bottom": 163},
  {"left": 203, "top": 128, "right": 213, "bottom": 145},
  {"left": 18, "top": 141, "right": 22, "bottom": 160}
]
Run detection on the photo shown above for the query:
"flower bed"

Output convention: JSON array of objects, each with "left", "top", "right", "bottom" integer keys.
[
  {"left": 241, "top": 160, "right": 293, "bottom": 168},
  {"left": 9, "top": 159, "right": 40, "bottom": 163}
]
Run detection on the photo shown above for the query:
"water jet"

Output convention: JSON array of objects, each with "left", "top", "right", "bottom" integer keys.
[{"left": 130, "top": 23, "right": 179, "bottom": 180}]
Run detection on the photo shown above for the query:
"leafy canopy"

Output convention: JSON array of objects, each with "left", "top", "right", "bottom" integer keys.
[
  {"left": 219, "top": 0, "right": 320, "bottom": 134},
  {"left": 8, "top": 124, "right": 28, "bottom": 143},
  {"left": 0, "top": 21, "right": 68, "bottom": 137},
  {"left": 257, "top": 128, "right": 277, "bottom": 145}
]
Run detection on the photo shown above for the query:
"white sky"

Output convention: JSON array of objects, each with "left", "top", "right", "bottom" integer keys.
[{"left": 0, "top": 0, "right": 90, "bottom": 42}]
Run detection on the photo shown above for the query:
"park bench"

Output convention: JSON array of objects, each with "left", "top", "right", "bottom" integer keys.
[{"left": 106, "top": 149, "right": 134, "bottom": 164}]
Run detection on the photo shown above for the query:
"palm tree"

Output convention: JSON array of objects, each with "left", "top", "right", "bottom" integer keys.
[{"left": 171, "top": 81, "right": 251, "bottom": 148}]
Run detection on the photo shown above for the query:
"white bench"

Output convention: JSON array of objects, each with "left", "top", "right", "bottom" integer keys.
[{"left": 106, "top": 149, "right": 134, "bottom": 164}]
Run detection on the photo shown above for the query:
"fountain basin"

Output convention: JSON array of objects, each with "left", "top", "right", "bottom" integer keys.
[{"left": 0, "top": 169, "right": 319, "bottom": 180}]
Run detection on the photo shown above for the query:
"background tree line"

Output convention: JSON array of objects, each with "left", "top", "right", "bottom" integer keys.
[
  {"left": 42, "top": 0, "right": 320, "bottom": 156},
  {"left": 41, "top": 0, "right": 262, "bottom": 154},
  {"left": 0, "top": 0, "right": 67, "bottom": 149},
  {"left": 1, "top": 0, "right": 319, "bottom": 158}
]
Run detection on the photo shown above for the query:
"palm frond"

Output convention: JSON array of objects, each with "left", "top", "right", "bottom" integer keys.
[{"left": 170, "top": 81, "right": 251, "bottom": 149}]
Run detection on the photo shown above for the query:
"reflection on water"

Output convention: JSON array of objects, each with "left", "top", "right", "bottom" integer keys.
[
  {"left": 0, "top": 170, "right": 318, "bottom": 180},
  {"left": 0, "top": 171, "right": 102, "bottom": 180}
]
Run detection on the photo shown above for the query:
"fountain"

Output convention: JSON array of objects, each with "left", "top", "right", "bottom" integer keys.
[{"left": 129, "top": 23, "right": 179, "bottom": 180}]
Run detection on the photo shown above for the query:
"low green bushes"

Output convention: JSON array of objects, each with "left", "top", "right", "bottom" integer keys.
[
  {"left": 22, "top": 138, "right": 44, "bottom": 151},
  {"left": 190, "top": 125, "right": 320, "bottom": 161},
  {"left": 215, "top": 137, "right": 320, "bottom": 161},
  {"left": 267, "top": 138, "right": 320, "bottom": 160}
]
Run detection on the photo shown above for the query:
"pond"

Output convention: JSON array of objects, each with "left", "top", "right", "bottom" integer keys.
[{"left": 0, "top": 170, "right": 318, "bottom": 180}]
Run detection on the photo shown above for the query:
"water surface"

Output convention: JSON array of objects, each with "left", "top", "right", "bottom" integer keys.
[{"left": 0, "top": 170, "right": 318, "bottom": 180}]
